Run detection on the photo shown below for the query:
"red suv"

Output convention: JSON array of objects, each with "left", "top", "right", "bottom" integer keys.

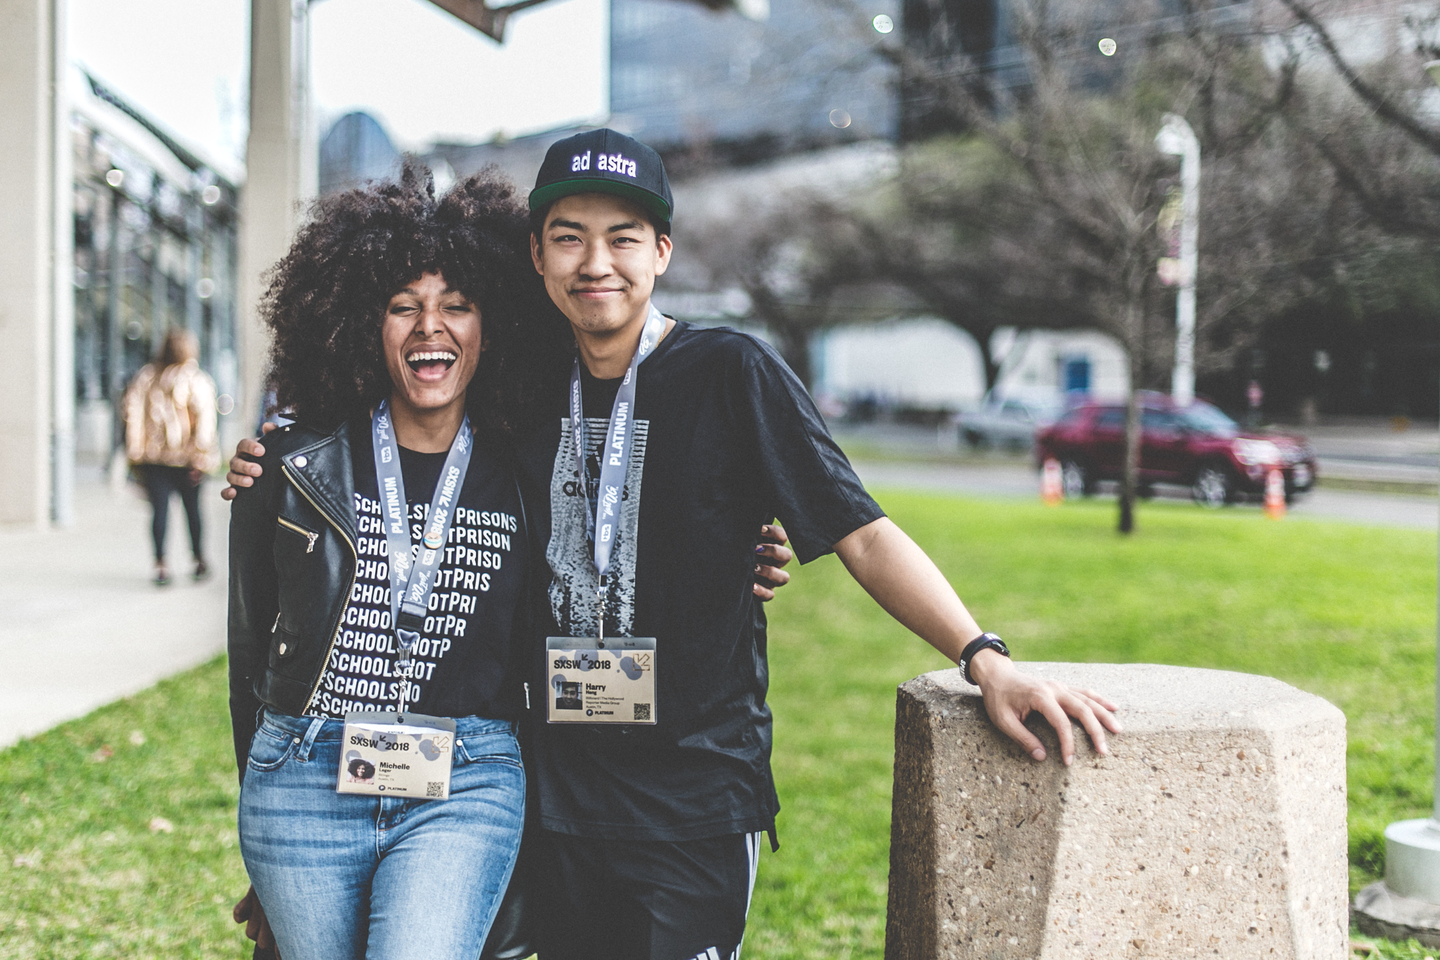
[{"left": 1035, "top": 394, "right": 1318, "bottom": 506}]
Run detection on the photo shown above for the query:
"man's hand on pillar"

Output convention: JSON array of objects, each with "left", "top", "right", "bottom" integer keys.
[{"left": 970, "top": 649, "right": 1121, "bottom": 766}]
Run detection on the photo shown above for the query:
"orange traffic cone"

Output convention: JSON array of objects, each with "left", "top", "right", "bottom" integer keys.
[
  {"left": 1042, "top": 458, "right": 1063, "bottom": 506},
  {"left": 1264, "top": 468, "right": 1286, "bottom": 520}
]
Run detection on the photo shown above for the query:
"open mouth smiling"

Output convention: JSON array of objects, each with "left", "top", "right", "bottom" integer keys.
[{"left": 406, "top": 349, "right": 458, "bottom": 380}]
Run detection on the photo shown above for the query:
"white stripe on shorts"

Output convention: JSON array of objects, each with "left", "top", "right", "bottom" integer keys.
[{"left": 730, "top": 831, "right": 764, "bottom": 960}]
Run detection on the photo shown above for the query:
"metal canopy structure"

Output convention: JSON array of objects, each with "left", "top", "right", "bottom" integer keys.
[
  {"left": 423, "top": 0, "right": 561, "bottom": 43},
  {"left": 425, "top": 0, "right": 742, "bottom": 41}
]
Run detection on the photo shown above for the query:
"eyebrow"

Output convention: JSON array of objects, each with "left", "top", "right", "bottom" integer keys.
[
  {"left": 391, "top": 284, "right": 464, "bottom": 298},
  {"left": 546, "top": 218, "right": 647, "bottom": 235}
]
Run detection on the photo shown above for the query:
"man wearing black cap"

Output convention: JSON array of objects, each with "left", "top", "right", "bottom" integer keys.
[{"left": 519, "top": 128, "right": 1119, "bottom": 960}]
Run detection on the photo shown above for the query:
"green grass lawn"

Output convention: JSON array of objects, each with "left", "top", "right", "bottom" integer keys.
[
  {"left": 748, "top": 494, "right": 1438, "bottom": 958},
  {"left": 0, "top": 661, "right": 247, "bottom": 959},
  {"left": 1, "top": 492, "right": 1436, "bottom": 958}
]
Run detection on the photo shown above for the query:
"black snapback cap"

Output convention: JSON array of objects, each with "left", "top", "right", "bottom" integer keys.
[{"left": 530, "top": 128, "right": 673, "bottom": 234}]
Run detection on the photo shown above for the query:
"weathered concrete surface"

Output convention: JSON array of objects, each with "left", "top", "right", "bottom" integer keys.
[{"left": 886, "top": 663, "right": 1347, "bottom": 960}]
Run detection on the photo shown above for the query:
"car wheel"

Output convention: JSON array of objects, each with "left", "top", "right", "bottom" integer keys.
[
  {"left": 1192, "top": 465, "right": 1231, "bottom": 508},
  {"left": 1060, "top": 460, "right": 1090, "bottom": 499},
  {"left": 962, "top": 428, "right": 986, "bottom": 450}
]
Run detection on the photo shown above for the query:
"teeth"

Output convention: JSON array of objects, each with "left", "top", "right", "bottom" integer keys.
[{"left": 407, "top": 351, "right": 457, "bottom": 362}]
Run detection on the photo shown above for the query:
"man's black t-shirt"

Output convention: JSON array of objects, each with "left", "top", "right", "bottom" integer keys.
[
  {"left": 515, "top": 321, "right": 883, "bottom": 841},
  {"left": 307, "top": 420, "right": 526, "bottom": 721}
]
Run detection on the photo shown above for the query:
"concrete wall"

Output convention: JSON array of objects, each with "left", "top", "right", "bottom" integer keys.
[
  {"left": 990, "top": 328, "right": 1130, "bottom": 405},
  {"left": 0, "top": 0, "right": 61, "bottom": 527},
  {"left": 812, "top": 323, "right": 1131, "bottom": 411},
  {"left": 817, "top": 318, "right": 986, "bottom": 410}
]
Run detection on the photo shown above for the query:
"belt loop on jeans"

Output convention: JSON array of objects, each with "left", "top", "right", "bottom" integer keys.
[{"left": 296, "top": 716, "right": 326, "bottom": 761}]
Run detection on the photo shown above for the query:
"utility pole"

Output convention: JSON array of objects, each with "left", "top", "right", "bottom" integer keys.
[{"left": 1154, "top": 113, "right": 1199, "bottom": 408}]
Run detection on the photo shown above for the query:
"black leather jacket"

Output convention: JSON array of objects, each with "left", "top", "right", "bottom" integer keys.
[{"left": 227, "top": 420, "right": 361, "bottom": 776}]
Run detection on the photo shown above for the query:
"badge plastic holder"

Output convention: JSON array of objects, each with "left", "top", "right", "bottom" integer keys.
[{"left": 545, "top": 636, "right": 657, "bottom": 724}]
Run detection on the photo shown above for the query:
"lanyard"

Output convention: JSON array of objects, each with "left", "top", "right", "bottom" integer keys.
[
  {"left": 371, "top": 400, "right": 474, "bottom": 715},
  {"left": 569, "top": 305, "right": 667, "bottom": 638}
]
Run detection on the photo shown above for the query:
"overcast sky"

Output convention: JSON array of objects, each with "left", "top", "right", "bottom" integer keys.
[{"left": 69, "top": 0, "right": 607, "bottom": 173}]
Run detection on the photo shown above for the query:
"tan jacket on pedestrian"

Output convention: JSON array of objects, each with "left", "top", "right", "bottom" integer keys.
[{"left": 123, "top": 359, "right": 220, "bottom": 472}]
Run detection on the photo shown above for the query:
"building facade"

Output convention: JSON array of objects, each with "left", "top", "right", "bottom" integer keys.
[
  {"left": 70, "top": 70, "right": 240, "bottom": 463},
  {"left": 609, "top": 0, "right": 899, "bottom": 163}
]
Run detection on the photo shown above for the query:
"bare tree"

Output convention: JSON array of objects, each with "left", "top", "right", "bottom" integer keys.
[
  {"left": 670, "top": 0, "right": 1440, "bottom": 530},
  {"left": 833, "top": 0, "right": 1409, "bottom": 528},
  {"left": 861, "top": 0, "right": 1263, "bottom": 531},
  {"left": 677, "top": 193, "right": 911, "bottom": 388}
]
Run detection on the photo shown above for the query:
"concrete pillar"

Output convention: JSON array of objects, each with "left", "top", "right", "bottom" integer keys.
[
  {"left": 886, "top": 663, "right": 1348, "bottom": 959},
  {"left": 236, "top": 0, "right": 312, "bottom": 447},
  {"left": 50, "top": 0, "right": 74, "bottom": 526},
  {"left": 0, "top": 0, "right": 68, "bottom": 528}
]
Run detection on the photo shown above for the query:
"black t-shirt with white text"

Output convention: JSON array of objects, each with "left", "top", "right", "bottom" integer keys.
[
  {"left": 516, "top": 322, "right": 884, "bottom": 842},
  {"left": 308, "top": 421, "right": 526, "bottom": 721}
]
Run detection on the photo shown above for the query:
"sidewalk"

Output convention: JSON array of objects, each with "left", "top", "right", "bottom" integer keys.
[{"left": 0, "top": 470, "right": 230, "bottom": 751}]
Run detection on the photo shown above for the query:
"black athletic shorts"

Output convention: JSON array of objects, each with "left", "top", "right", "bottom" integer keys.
[{"left": 536, "top": 830, "right": 765, "bottom": 960}]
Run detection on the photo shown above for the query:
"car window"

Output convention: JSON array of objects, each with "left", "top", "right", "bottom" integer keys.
[
  {"left": 1055, "top": 408, "right": 1084, "bottom": 427},
  {"left": 1180, "top": 402, "right": 1239, "bottom": 438},
  {"left": 1142, "top": 410, "right": 1179, "bottom": 432},
  {"left": 1093, "top": 409, "right": 1124, "bottom": 429},
  {"left": 1001, "top": 401, "right": 1027, "bottom": 416}
]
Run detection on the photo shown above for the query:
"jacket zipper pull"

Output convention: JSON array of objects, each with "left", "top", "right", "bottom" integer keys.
[
  {"left": 523, "top": 682, "right": 531, "bottom": 710},
  {"left": 305, "top": 532, "right": 317, "bottom": 554},
  {"left": 272, "top": 611, "right": 282, "bottom": 633}
]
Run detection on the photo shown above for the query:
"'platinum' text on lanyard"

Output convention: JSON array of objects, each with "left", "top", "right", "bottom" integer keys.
[
  {"left": 569, "top": 305, "right": 667, "bottom": 638},
  {"left": 371, "top": 400, "right": 474, "bottom": 715}
]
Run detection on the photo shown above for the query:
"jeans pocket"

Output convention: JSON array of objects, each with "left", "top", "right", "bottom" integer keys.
[
  {"left": 454, "top": 731, "right": 522, "bottom": 769},
  {"left": 247, "top": 726, "right": 300, "bottom": 773}
]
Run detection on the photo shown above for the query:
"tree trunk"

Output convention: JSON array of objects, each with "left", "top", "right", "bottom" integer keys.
[
  {"left": 1119, "top": 381, "right": 1141, "bottom": 533},
  {"left": 775, "top": 324, "right": 814, "bottom": 391},
  {"left": 979, "top": 332, "right": 1000, "bottom": 395},
  {"left": 1118, "top": 292, "right": 1145, "bottom": 535}
]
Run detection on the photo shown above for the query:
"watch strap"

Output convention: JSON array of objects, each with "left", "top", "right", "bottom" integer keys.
[{"left": 958, "top": 632, "right": 1010, "bottom": 685}]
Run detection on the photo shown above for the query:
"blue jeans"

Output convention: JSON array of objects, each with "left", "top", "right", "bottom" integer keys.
[{"left": 239, "top": 710, "right": 525, "bottom": 960}]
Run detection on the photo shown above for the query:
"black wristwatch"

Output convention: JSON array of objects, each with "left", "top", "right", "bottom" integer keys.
[{"left": 958, "top": 632, "right": 1010, "bottom": 685}]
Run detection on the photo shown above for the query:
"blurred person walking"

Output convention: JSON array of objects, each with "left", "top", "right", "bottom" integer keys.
[{"left": 123, "top": 329, "right": 219, "bottom": 585}]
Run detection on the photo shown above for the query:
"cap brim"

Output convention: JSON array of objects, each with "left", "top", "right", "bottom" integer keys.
[{"left": 529, "top": 178, "right": 671, "bottom": 233}]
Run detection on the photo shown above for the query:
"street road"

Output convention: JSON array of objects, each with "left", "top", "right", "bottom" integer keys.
[
  {"left": 834, "top": 420, "right": 1439, "bottom": 531},
  {"left": 849, "top": 460, "right": 1439, "bottom": 531}
]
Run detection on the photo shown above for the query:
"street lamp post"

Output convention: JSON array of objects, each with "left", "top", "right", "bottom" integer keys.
[
  {"left": 1352, "top": 59, "right": 1440, "bottom": 947},
  {"left": 1155, "top": 113, "right": 1200, "bottom": 407}
]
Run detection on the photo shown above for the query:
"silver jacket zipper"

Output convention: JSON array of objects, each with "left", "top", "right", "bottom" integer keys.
[{"left": 276, "top": 516, "right": 319, "bottom": 553}]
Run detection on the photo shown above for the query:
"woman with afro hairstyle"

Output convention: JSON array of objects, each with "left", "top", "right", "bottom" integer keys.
[{"left": 226, "top": 162, "right": 567, "bottom": 960}]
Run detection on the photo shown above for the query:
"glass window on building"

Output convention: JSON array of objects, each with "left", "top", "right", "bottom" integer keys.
[{"left": 71, "top": 71, "right": 239, "bottom": 464}]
